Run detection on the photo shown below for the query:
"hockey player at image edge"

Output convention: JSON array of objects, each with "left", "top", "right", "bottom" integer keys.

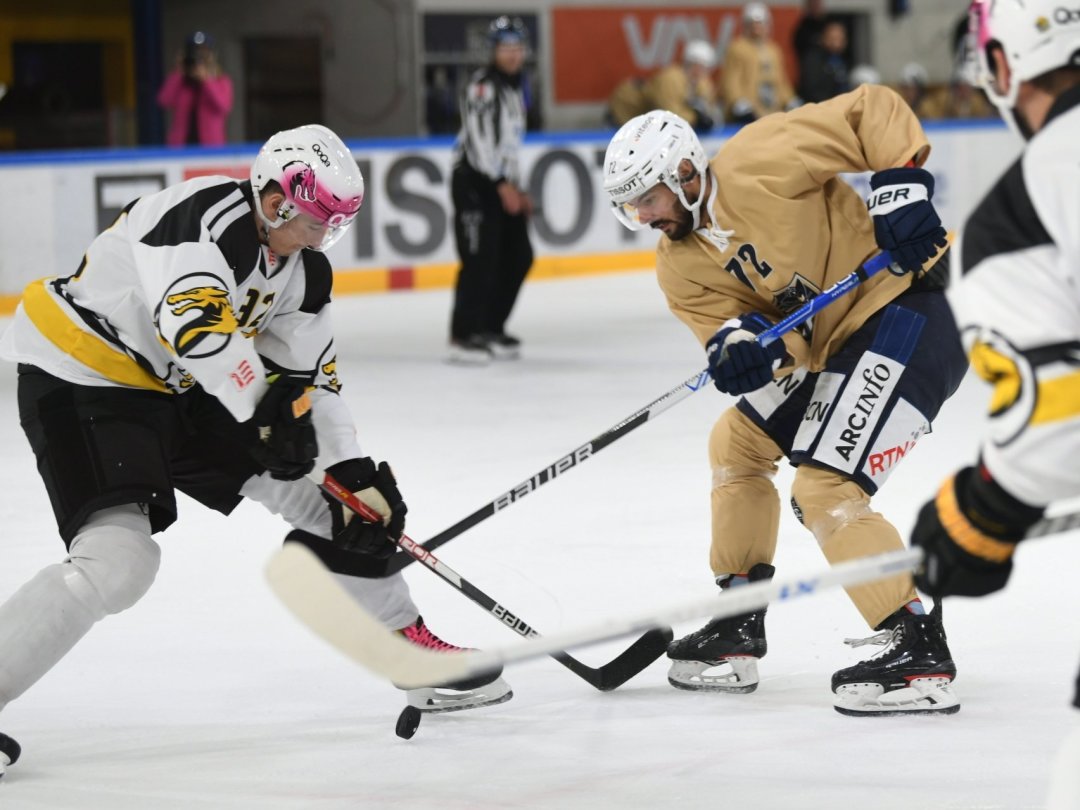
[
  {"left": 909, "top": 1, "right": 1080, "bottom": 806},
  {"left": 0, "top": 123, "right": 509, "bottom": 777},
  {"left": 603, "top": 85, "right": 962, "bottom": 715}
]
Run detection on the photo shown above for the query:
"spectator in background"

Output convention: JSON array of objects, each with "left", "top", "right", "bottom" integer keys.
[
  {"left": 722, "top": 3, "right": 798, "bottom": 124},
  {"left": 798, "top": 18, "right": 850, "bottom": 103},
  {"left": 157, "top": 32, "right": 233, "bottom": 147},
  {"left": 942, "top": 71, "right": 996, "bottom": 119},
  {"left": 895, "top": 62, "right": 947, "bottom": 120},
  {"left": 608, "top": 40, "right": 718, "bottom": 132},
  {"left": 448, "top": 16, "right": 534, "bottom": 364},
  {"left": 793, "top": 0, "right": 828, "bottom": 66}
]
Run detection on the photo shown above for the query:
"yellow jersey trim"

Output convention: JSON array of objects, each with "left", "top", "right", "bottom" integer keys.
[{"left": 22, "top": 279, "right": 169, "bottom": 393}]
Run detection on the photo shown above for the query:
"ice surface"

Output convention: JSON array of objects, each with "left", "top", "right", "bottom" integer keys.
[{"left": 0, "top": 272, "right": 1076, "bottom": 809}]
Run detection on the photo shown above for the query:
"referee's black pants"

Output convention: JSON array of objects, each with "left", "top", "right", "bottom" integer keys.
[{"left": 450, "top": 165, "right": 533, "bottom": 342}]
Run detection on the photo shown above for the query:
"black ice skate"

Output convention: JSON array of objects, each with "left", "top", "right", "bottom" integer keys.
[
  {"left": 0, "top": 732, "right": 21, "bottom": 779},
  {"left": 447, "top": 335, "right": 494, "bottom": 366},
  {"left": 396, "top": 616, "right": 513, "bottom": 713},
  {"left": 483, "top": 332, "right": 522, "bottom": 360},
  {"left": 666, "top": 563, "right": 774, "bottom": 693},
  {"left": 832, "top": 607, "right": 959, "bottom": 716}
]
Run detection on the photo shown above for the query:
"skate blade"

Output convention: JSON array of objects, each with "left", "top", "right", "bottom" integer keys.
[
  {"left": 407, "top": 679, "right": 513, "bottom": 714},
  {"left": 833, "top": 677, "right": 960, "bottom": 716},
  {"left": 446, "top": 348, "right": 492, "bottom": 366},
  {"left": 489, "top": 346, "right": 521, "bottom": 361},
  {"left": 667, "top": 657, "right": 760, "bottom": 693}
]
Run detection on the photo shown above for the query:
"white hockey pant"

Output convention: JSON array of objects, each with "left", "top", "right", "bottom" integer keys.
[
  {"left": 240, "top": 471, "right": 419, "bottom": 630},
  {"left": 0, "top": 504, "right": 160, "bottom": 711}
]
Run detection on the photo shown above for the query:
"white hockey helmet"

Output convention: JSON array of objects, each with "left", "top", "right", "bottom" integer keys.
[
  {"left": 743, "top": 2, "right": 772, "bottom": 29},
  {"left": 850, "top": 64, "right": 883, "bottom": 87},
  {"left": 968, "top": 0, "right": 1080, "bottom": 113},
  {"left": 250, "top": 124, "right": 365, "bottom": 251},
  {"left": 602, "top": 110, "right": 710, "bottom": 231},
  {"left": 684, "top": 40, "right": 717, "bottom": 69}
]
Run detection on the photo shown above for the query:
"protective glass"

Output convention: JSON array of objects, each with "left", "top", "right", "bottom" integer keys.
[
  {"left": 966, "top": 0, "right": 999, "bottom": 95},
  {"left": 279, "top": 161, "right": 362, "bottom": 251},
  {"left": 610, "top": 183, "right": 666, "bottom": 231}
]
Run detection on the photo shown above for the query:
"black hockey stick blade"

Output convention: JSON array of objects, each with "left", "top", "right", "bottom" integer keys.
[
  {"left": 317, "top": 471, "right": 668, "bottom": 690},
  {"left": 386, "top": 251, "right": 899, "bottom": 576},
  {"left": 554, "top": 626, "right": 674, "bottom": 691}
]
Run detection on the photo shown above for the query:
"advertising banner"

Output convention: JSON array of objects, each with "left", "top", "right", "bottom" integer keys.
[
  {"left": 551, "top": 5, "right": 803, "bottom": 103},
  {"left": 0, "top": 123, "right": 1018, "bottom": 308}
]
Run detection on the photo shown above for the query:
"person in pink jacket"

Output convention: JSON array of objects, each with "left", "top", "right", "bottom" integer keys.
[{"left": 157, "top": 32, "right": 233, "bottom": 147}]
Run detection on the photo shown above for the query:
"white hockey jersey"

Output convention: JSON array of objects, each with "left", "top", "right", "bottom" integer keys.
[
  {"left": 0, "top": 175, "right": 362, "bottom": 466},
  {"left": 950, "top": 85, "right": 1080, "bottom": 506}
]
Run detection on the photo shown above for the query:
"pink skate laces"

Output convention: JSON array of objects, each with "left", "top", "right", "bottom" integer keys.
[{"left": 399, "top": 618, "right": 462, "bottom": 652}]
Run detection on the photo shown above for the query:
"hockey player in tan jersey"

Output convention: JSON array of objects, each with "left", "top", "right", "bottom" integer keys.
[{"left": 602, "top": 85, "right": 967, "bottom": 715}]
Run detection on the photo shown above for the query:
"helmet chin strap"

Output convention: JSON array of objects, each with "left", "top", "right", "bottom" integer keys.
[
  {"left": 674, "top": 167, "right": 706, "bottom": 230},
  {"left": 251, "top": 186, "right": 290, "bottom": 241}
]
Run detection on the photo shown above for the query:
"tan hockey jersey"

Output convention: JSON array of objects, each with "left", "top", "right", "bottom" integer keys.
[
  {"left": 721, "top": 37, "right": 795, "bottom": 119},
  {"left": 657, "top": 84, "right": 947, "bottom": 372},
  {"left": 609, "top": 65, "right": 716, "bottom": 127}
]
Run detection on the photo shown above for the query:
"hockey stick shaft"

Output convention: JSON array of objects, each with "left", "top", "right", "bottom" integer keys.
[
  {"left": 267, "top": 544, "right": 921, "bottom": 690},
  {"left": 1024, "top": 507, "right": 1080, "bottom": 540},
  {"left": 387, "top": 250, "right": 895, "bottom": 575},
  {"left": 318, "top": 473, "right": 670, "bottom": 690}
]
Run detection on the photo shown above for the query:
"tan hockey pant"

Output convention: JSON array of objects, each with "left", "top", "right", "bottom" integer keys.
[{"left": 709, "top": 407, "right": 916, "bottom": 629}]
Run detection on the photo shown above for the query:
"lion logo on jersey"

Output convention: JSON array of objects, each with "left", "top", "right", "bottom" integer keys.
[{"left": 158, "top": 274, "right": 239, "bottom": 359}]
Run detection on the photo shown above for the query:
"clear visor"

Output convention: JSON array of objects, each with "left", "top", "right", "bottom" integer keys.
[
  {"left": 283, "top": 210, "right": 352, "bottom": 252},
  {"left": 609, "top": 183, "right": 666, "bottom": 231},
  {"left": 965, "top": 0, "right": 998, "bottom": 95}
]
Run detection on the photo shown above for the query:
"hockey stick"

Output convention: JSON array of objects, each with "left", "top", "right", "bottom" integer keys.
[
  {"left": 267, "top": 544, "right": 922, "bottom": 690},
  {"left": 317, "top": 473, "right": 672, "bottom": 691},
  {"left": 1024, "top": 506, "right": 1080, "bottom": 540},
  {"left": 386, "top": 249, "right": 897, "bottom": 575}
]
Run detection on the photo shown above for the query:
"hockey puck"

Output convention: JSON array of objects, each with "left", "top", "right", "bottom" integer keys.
[{"left": 395, "top": 706, "right": 422, "bottom": 739}]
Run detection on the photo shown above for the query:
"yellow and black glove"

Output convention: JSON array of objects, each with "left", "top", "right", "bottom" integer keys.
[{"left": 911, "top": 463, "right": 1043, "bottom": 597}]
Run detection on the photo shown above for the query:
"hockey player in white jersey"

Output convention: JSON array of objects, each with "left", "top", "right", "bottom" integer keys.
[
  {"left": 909, "top": 2, "right": 1080, "bottom": 806},
  {"left": 0, "top": 124, "right": 510, "bottom": 776}
]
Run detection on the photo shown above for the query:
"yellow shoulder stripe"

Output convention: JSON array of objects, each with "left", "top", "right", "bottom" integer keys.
[{"left": 22, "top": 280, "right": 168, "bottom": 393}]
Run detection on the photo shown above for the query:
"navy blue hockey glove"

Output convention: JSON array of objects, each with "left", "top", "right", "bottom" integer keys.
[
  {"left": 706, "top": 313, "right": 787, "bottom": 395},
  {"left": 867, "top": 167, "right": 948, "bottom": 275},
  {"left": 248, "top": 376, "right": 318, "bottom": 481},
  {"left": 324, "top": 457, "right": 407, "bottom": 559},
  {"left": 911, "top": 464, "right": 1043, "bottom": 598}
]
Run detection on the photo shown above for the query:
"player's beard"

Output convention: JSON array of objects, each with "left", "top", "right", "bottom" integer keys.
[{"left": 651, "top": 202, "right": 694, "bottom": 241}]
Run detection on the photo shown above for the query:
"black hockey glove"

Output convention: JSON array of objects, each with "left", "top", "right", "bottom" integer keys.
[
  {"left": 248, "top": 376, "right": 318, "bottom": 481},
  {"left": 867, "top": 167, "right": 948, "bottom": 275},
  {"left": 911, "top": 464, "right": 1044, "bottom": 598},
  {"left": 324, "top": 457, "right": 407, "bottom": 559},
  {"left": 706, "top": 312, "right": 787, "bottom": 395}
]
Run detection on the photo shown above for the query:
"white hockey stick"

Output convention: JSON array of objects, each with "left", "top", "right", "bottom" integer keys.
[{"left": 267, "top": 543, "right": 922, "bottom": 689}]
